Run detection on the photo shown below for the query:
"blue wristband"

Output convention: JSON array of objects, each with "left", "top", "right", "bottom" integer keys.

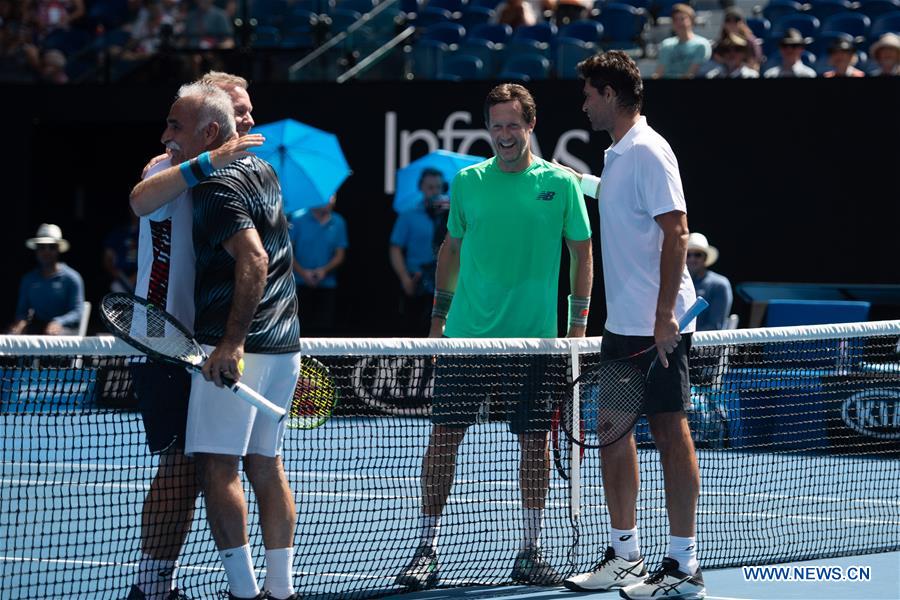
[
  {"left": 179, "top": 160, "right": 199, "bottom": 187},
  {"left": 197, "top": 151, "right": 214, "bottom": 176}
]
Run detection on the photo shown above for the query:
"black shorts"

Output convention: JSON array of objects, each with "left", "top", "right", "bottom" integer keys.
[
  {"left": 431, "top": 355, "right": 560, "bottom": 434},
  {"left": 130, "top": 362, "right": 191, "bottom": 454},
  {"left": 600, "top": 329, "right": 692, "bottom": 414}
]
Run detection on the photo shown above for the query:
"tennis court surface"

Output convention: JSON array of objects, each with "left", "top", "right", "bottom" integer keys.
[{"left": 2, "top": 321, "right": 899, "bottom": 598}]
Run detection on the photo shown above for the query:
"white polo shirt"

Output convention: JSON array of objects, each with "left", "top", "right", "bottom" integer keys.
[
  {"left": 134, "top": 159, "right": 196, "bottom": 331},
  {"left": 592, "top": 117, "right": 696, "bottom": 336}
]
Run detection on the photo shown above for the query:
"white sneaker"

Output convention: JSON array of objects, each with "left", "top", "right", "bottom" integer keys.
[
  {"left": 619, "top": 557, "right": 706, "bottom": 599},
  {"left": 563, "top": 546, "right": 646, "bottom": 592}
]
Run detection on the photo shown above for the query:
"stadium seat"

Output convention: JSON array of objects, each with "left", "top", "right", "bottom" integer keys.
[
  {"left": 459, "top": 5, "right": 496, "bottom": 28},
  {"left": 597, "top": 0, "right": 652, "bottom": 11},
  {"left": 292, "top": 0, "right": 327, "bottom": 13},
  {"left": 555, "top": 36, "right": 597, "bottom": 78},
  {"left": 560, "top": 19, "right": 605, "bottom": 44},
  {"left": 458, "top": 37, "right": 502, "bottom": 74},
  {"left": 821, "top": 12, "right": 871, "bottom": 39},
  {"left": 762, "top": 0, "right": 805, "bottom": 23},
  {"left": 869, "top": 10, "right": 900, "bottom": 40},
  {"left": 400, "top": 0, "right": 420, "bottom": 15},
  {"left": 410, "top": 38, "right": 448, "bottom": 79},
  {"left": 88, "top": 0, "right": 131, "bottom": 29},
  {"left": 772, "top": 13, "right": 821, "bottom": 38},
  {"left": 415, "top": 6, "right": 453, "bottom": 27},
  {"left": 439, "top": 53, "right": 485, "bottom": 80},
  {"left": 806, "top": 0, "right": 854, "bottom": 21},
  {"left": 652, "top": 0, "right": 687, "bottom": 18},
  {"left": 472, "top": 0, "right": 504, "bottom": 9},
  {"left": 329, "top": 8, "right": 362, "bottom": 31},
  {"left": 428, "top": 0, "right": 465, "bottom": 13},
  {"left": 594, "top": 3, "right": 646, "bottom": 49},
  {"left": 857, "top": 0, "right": 900, "bottom": 20},
  {"left": 421, "top": 21, "right": 466, "bottom": 45},
  {"left": 506, "top": 36, "right": 551, "bottom": 60},
  {"left": 500, "top": 53, "right": 551, "bottom": 80},
  {"left": 747, "top": 16, "right": 771, "bottom": 39},
  {"left": 513, "top": 22, "right": 557, "bottom": 45},
  {"left": 468, "top": 22, "right": 513, "bottom": 45}
]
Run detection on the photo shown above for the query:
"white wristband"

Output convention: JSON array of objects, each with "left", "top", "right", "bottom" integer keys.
[{"left": 580, "top": 174, "right": 601, "bottom": 199}]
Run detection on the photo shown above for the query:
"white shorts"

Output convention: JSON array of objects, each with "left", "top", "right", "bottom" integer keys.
[{"left": 185, "top": 347, "right": 301, "bottom": 457}]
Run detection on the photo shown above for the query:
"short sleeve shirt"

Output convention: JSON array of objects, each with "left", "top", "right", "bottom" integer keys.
[
  {"left": 444, "top": 156, "right": 591, "bottom": 338},
  {"left": 289, "top": 211, "right": 348, "bottom": 289},
  {"left": 658, "top": 35, "right": 712, "bottom": 78},
  {"left": 192, "top": 156, "right": 300, "bottom": 353}
]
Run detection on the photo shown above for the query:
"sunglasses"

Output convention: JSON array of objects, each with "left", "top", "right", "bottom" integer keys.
[
  {"left": 687, "top": 252, "right": 706, "bottom": 259},
  {"left": 725, "top": 16, "right": 742, "bottom": 22}
]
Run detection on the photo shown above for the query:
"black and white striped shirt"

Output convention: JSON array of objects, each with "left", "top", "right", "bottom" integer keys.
[{"left": 192, "top": 156, "right": 300, "bottom": 353}]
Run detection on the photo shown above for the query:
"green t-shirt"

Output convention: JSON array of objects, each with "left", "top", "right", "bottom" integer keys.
[{"left": 444, "top": 156, "right": 591, "bottom": 338}]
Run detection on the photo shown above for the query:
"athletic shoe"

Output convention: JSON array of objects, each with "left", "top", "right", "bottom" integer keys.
[
  {"left": 225, "top": 593, "right": 265, "bottom": 600},
  {"left": 395, "top": 544, "right": 439, "bottom": 590},
  {"left": 619, "top": 557, "right": 706, "bottom": 600},
  {"left": 510, "top": 545, "right": 561, "bottom": 586},
  {"left": 126, "top": 585, "right": 191, "bottom": 600},
  {"left": 563, "top": 546, "right": 646, "bottom": 592},
  {"left": 263, "top": 592, "right": 301, "bottom": 600}
]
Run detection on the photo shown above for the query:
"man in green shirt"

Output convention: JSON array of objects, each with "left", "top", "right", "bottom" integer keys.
[{"left": 395, "top": 83, "right": 594, "bottom": 590}]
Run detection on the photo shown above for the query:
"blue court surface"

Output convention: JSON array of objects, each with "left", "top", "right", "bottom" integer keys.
[{"left": 1, "top": 414, "right": 898, "bottom": 598}]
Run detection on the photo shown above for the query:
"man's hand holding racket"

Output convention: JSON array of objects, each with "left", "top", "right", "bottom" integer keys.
[{"left": 203, "top": 341, "right": 245, "bottom": 388}]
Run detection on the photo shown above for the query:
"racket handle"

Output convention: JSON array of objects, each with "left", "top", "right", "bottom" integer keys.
[
  {"left": 230, "top": 381, "right": 286, "bottom": 421},
  {"left": 678, "top": 297, "right": 710, "bottom": 331}
]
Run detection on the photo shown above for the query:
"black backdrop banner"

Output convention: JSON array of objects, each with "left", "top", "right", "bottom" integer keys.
[{"left": 2, "top": 78, "right": 899, "bottom": 335}]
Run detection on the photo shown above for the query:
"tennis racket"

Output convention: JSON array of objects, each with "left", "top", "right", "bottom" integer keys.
[
  {"left": 557, "top": 297, "right": 709, "bottom": 450},
  {"left": 287, "top": 357, "right": 338, "bottom": 429},
  {"left": 99, "top": 292, "right": 286, "bottom": 420}
]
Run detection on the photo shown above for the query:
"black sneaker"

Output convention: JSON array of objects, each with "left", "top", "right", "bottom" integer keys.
[
  {"left": 395, "top": 544, "right": 440, "bottom": 590},
  {"left": 127, "top": 586, "right": 191, "bottom": 600},
  {"left": 619, "top": 557, "right": 706, "bottom": 600},
  {"left": 510, "top": 545, "right": 561, "bottom": 586},
  {"left": 263, "top": 592, "right": 301, "bottom": 600}
]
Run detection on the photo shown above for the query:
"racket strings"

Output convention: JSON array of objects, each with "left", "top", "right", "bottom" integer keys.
[
  {"left": 563, "top": 360, "right": 645, "bottom": 448},
  {"left": 290, "top": 361, "right": 336, "bottom": 429},
  {"left": 101, "top": 296, "right": 204, "bottom": 366}
]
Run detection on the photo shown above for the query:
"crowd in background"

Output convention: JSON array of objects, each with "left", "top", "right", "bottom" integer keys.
[{"left": 1, "top": 0, "right": 898, "bottom": 82}]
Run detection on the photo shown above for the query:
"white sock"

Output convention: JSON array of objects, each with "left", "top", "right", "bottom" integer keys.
[
  {"left": 135, "top": 555, "right": 176, "bottom": 600},
  {"left": 263, "top": 547, "right": 295, "bottom": 599},
  {"left": 220, "top": 544, "right": 260, "bottom": 599},
  {"left": 610, "top": 527, "right": 641, "bottom": 561},
  {"left": 521, "top": 507, "right": 543, "bottom": 550},
  {"left": 667, "top": 535, "right": 699, "bottom": 575},
  {"left": 419, "top": 514, "right": 441, "bottom": 550}
]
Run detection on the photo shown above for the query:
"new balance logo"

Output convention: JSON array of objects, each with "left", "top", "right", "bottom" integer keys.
[{"left": 536, "top": 191, "right": 556, "bottom": 201}]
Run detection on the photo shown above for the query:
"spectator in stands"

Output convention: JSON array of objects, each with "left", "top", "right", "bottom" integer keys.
[
  {"left": 0, "top": 10, "right": 41, "bottom": 82},
  {"left": 37, "top": 47, "right": 67, "bottom": 82},
  {"left": 120, "top": 0, "right": 180, "bottom": 60},
  {"left": 9, "top": 223, "right": 85, "bottom": 335},
  {"left": 653, "top": 4, "right": 711, "bottom": 79},
  {"left": 553, "top": 0, "right": 589, "bottom": 26},
  {"left": 705, "top": 33, "right": 759, "bottom": 78},
  {"left": 493, "top": 0, "right": 538, "bottom": 29},
  {"left": 102, "top": 212, "right": 139, "bottom": 293},
  {"left": 685, "top": 233, "right": 732, "bottom": 331},
  {"left": 763, "top": 28, "right": 816, "bottom": 78},
  {"left": 822, "top": 38, "right": 865, "bottom": 78},
  {"left": 182, "top": 0, "right": 233, "bottom": 49},
  {"left": 290, "top": 195, "right": 348, "bottom": 337},
  {"left": 718, "top": 7, "right": 761, "bottom": 71},
  {"left": 389, "top": 167, "right": 445, "bottom": 336},
  {"left": 32, "top": 0, "right": 84, "bottom": 40},
  {"left": 869, "top": 33, "right": 900, "bottom": 77}
]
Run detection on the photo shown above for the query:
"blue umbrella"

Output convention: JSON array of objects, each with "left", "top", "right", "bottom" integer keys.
[
  {"left": 252, "top": 119, "right": 351, "bottom": 214},
  {"left": 393, "top": 149, "right": 485, "bottom": 214}
]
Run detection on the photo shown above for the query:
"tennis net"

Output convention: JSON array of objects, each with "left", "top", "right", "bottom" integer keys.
[{"left": 1, "top": 321, "right": 899, "bottom": 598}]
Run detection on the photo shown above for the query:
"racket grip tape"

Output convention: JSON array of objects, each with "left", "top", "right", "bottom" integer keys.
[
  {"left": 677, "top": 297, "right": 709, "bottom": 331},
  {"left": 230, "top": 381, "right": 286, "bottom": 421}
]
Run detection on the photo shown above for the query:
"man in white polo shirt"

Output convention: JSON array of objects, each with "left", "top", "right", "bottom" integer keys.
[{"left": 556, "top": 51, "right": 705, "bottom": 600}]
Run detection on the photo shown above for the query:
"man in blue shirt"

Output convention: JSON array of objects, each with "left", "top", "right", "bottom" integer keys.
[
  {"left": 686, "top": 233, "right": 733, "bottom": 330},
  {"left": 9, "top": 223, "right": 85, "bottom": 335},
  {"left": 290, "top": 195, "right": 348, "bottom": 336},
  {"left": 389, "top": 168, "right": 447, "bottom": 336}
]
